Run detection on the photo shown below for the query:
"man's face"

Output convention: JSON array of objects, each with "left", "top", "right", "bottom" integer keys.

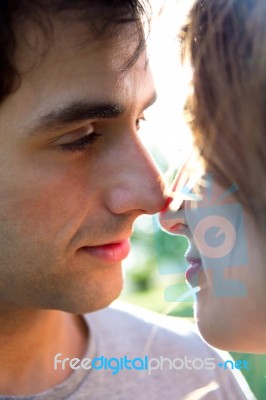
[{"left": 0, "top": 17, "right": 164, "bottom": 313}]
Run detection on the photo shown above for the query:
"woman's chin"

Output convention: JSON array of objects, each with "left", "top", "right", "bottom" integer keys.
[
  {"left": 193, "top": 291, "right": 259, "bottom": 352},
  {"left": 193, "top": 288, "right": 237, "bottom": 351}
]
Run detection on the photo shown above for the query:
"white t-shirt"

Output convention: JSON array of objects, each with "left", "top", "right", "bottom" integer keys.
[{"left": 0, "top": 301, "right": 255, "bottom": 399}]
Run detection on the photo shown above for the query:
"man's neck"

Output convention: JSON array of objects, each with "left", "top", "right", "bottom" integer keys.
[{"left": 0, "top": 307, "right": 88, "bottom": 396}]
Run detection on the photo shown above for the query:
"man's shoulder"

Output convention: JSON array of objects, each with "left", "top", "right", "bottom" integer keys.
[
  {"left": 84, "top": 301, "right": 255, "bottom": 400},
  {"left": 86, "top": 299, "right": 196, "bottom": 336},
  {"left": 86, "top": 300, "right": 205, "bottom": 355}
]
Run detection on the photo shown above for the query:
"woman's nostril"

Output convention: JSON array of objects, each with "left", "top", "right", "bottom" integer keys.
[
  {"left": 159, "top": 205, "right": 187, "bottom": 233},
  {"left": 169, "top": 222, "right": 187, "bottom": 233}
]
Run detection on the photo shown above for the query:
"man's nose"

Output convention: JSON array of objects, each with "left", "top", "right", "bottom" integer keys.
[{"left": 105, "top": 136, "right": 165, "bottom": 216}]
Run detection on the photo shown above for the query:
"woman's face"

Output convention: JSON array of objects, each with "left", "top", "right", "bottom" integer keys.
[{"left": 160, "top": 174, "right": 266, "bottom": 352}]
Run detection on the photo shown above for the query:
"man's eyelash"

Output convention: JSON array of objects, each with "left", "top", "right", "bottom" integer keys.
[
  {"left": 58, "top": 132, "right": 102, "bottom": 153},
  {"left": 58, "top": 116, "right": 144, "bottom": 154}
]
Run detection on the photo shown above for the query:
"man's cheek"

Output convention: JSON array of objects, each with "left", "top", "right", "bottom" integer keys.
[{"left": 0, "top": 186, "right": 68, "bottom": 239}]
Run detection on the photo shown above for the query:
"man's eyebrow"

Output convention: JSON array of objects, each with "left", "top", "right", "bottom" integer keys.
[
  {"left": 27, "top": 101, "right": 125, "bottom": 137},
  {"left": 27, "top": 92, "right": 157, "bottom": 137}
]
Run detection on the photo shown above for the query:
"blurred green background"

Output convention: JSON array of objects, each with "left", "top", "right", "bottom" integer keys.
[{"left": 120, "top": 203, "right": 266, "bottom": 400}]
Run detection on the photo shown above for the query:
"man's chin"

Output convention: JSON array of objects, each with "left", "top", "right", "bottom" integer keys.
[
  {"left": 53, "top": 278, "right": 123, "bottom": 314},
  {"left": 72, "top": 292, "right": 122, "bottom": 315}
]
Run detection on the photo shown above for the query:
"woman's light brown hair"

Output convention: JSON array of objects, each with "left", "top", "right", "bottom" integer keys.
[{"left": 181, "top": 0, "right": 266, "bottom": 234}]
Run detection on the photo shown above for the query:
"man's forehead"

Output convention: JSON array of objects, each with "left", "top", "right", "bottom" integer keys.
[{"left": 14, "top": 14, "right": 145, "bottom": 77}]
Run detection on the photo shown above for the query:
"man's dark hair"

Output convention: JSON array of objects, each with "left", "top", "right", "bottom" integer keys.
[{"left": 0, "top": 0, "right": 150, "bottom": 103}]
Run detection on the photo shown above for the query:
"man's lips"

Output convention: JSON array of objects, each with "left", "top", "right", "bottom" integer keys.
[{"left": 80, "top": 240, "right": 131, "bottom": 263}]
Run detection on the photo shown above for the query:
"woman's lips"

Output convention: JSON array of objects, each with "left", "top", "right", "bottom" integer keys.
[
  {"left": 81, "top": 240, "right": 130, "bottom": 263},
  {"left": 185, "top": 258, "right": 203, "bottom": 285}
]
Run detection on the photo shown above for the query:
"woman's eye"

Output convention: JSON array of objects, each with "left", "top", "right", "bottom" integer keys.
[{"left": 58, "top": 132, "right": 102, "bottom": 153}]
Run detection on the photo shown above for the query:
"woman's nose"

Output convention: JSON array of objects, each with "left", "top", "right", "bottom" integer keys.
[
  {"left": 159, "top": 195, "right": 187, "bottom": 234},
  {"left": 158, "top": 156, "right": 203, "bottom": 233}
]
